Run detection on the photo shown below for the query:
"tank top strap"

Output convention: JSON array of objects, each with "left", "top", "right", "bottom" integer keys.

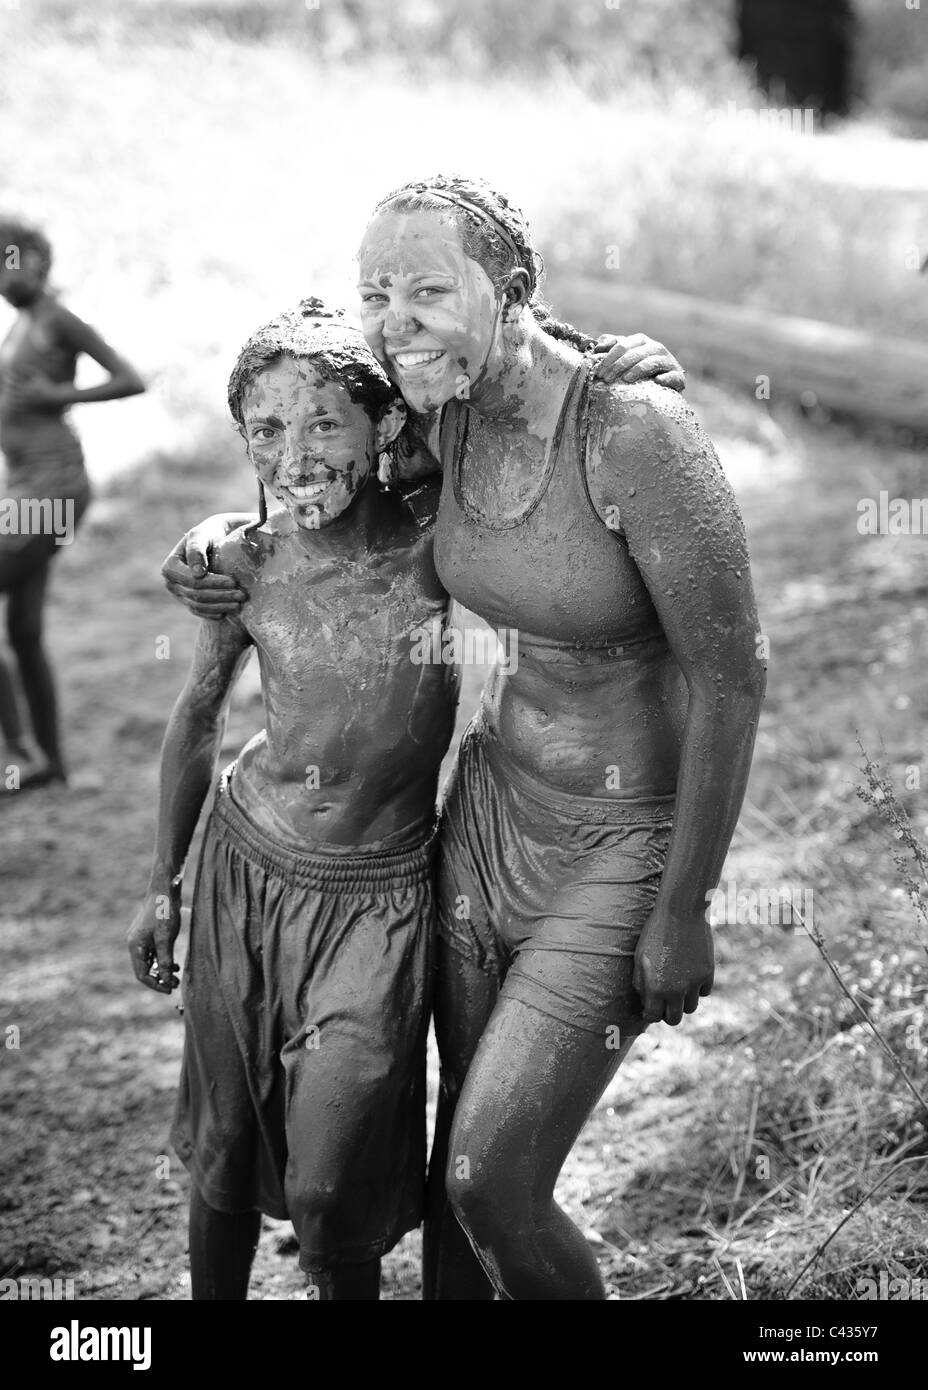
[
  {"left": 533, "top": 355, "right": 599, "bottom": 523},
  {"left": 566, "top": 357, "right": 597, "bottom": 483},
  {"left": 445, "top": 359, "right": 592, "bottom": 533},
  {"left": 441, "top": 359, "right": 590, "bottom": 472},
  {"left": 569, "top": 363, "right": 614, "bottom": 525},
  {"left": 438, "top": 398, "right": 463, "bottom": 477},
  {"left": 548, "top": 357, "right": 590, "bottom": 467},
  {"left": 575, "top": 358, "right": 597, "bottom": 460}
]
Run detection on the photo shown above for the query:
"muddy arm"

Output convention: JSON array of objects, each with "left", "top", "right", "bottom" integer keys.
[
  {"left": 127, "top": 617, "right": 251, "bottom": 992},
  {"left": 589, "top": 385, "right": 766, "bottom": 1023}
]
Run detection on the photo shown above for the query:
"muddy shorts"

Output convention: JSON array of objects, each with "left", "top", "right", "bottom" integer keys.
[
  {"left": 171, "top": 773, "right": 437, "bottom": 1270},
  {"left": 437, "top": 719, "right": 674, "bottom": 1040}
]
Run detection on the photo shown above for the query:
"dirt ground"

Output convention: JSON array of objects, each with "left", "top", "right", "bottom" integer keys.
[{"left": 1, "top": 377, "right": 926, "bottom": 1300}]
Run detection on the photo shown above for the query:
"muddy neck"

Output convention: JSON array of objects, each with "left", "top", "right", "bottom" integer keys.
[
  {"left": 465, "top": 310, "right": 585, "bottom": 432},
  {"left": 287, "top": 472, "right": 385, "bottom": 556}
]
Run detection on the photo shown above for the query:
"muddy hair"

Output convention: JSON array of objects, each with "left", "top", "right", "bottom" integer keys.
[
  {"left": 0, "top": 216, "right": 52, "bottom": 277},
  {"left": 228, "top": 297, "right": 402, "bottom": 536},
  {"left": 371, "top": 175, "right": 595, "bottom": 352}
]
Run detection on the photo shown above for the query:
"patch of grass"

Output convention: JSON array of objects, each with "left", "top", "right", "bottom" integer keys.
[
  {"left": 583, "top": 404, "right": 928, "bottom": 1301},
  {"left": 0, "top": 13, "right": 922, "bottom": 500}
]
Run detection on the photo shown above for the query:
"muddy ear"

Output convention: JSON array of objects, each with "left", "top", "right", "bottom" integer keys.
[
  {"left": 375, "top": 399, "right": 407, "bottom": 450},
  {"left": 502, "top": 268, "right": 531, "bottom": 308}
]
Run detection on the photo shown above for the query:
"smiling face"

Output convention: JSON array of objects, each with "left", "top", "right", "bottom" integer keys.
[
  {"left": 357, "top": 208, "right": 502, "bottom": 413},
  {"left": 241, "top": 357, "right": 381, "bottom": 529}
]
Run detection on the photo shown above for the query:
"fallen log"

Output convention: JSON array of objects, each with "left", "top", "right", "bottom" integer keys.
[{"left": 550, "top": 275, "right": 928, "bottom": 432}]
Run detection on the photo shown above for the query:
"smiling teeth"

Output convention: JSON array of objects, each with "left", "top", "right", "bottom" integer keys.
[
  {"left": 288, "top": 485, "right": 325, "bottom": 500},
  {"left": 395, "top": 350, "right": 444, "bottom": 367}
]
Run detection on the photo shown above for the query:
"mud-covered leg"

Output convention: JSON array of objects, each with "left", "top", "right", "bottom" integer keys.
[
  {"left": 303, "top": 1259, "right": 381, "bottom": 1300},
  {"left": 188, "top": 1185, "right": 261, "bottom": 1300},
  {"left": 423, "top": 933, "right": 499, "bottom": 1301},
  {"left": 446, "top": 997, "right": 639, "bottom": 1300}
]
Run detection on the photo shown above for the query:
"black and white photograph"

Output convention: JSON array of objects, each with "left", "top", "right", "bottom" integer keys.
[{"left": 1, "top": 0, "right": 927, "bottom": 1350}]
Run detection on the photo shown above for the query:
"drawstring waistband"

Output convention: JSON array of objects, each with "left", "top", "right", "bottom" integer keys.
[{"left": 211, "top": 771, "right": 437, "bottom": 891}]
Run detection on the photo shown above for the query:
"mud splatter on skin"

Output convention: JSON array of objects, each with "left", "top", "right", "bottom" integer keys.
[
  {"left": 211, "top": 343, "right": 458, "bottom": 849},
  {"left": 358, "top": 209, "right": 502, "bottom": 417},
  {"left": 357, "top": 208, "right": 583, "bottom": 519},
  {"left": 358, "top": 191, "right": 765, "bottom": 1001},
  {"left": 241, "top": 359, "right": 381, "bottom": 529},
  {"left": 361, "top": 186, "right": 768, "bottom": 1299},
  {"left": 355, "top": 182, "right": 766, "bottom": 1300},
  {"left": 225, "top": 498, "right": 456, "bottom": 851},
  {"left": 357, "top": 193, "right": 763, "bottom": 829}
]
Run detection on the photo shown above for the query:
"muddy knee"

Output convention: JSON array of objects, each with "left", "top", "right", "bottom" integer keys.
[
  {"left": 445, "top": 1148, "right": 515, "bottom": 1251},
  {"left": 285, "top": 1173, "right": 347, "bottom": 1256}
]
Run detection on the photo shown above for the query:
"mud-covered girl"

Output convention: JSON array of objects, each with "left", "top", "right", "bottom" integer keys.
[
  {"left": 129, "top": 303, "right": 457, "bottom": 1300},
  {"left": 353, "top": 175, "right": 765, "bottom": 1300}
]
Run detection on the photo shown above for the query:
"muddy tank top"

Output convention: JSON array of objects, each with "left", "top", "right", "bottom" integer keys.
[{"left": 433, "top": 361, "right": 665, "bottom": 649}]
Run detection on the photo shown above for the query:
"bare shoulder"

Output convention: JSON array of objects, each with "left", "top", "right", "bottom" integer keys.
[
  {"left": 212, "top": 523, "right": 266, "bottom": 589},
  {"left": 588, "top": 378, "right": 716, "bottom": 469},
  {"left": 46, "top": 300, "right": 91, "bottom": 347},
  {"left": 586, "top": 378, "right": 728, "bottom": 519}
]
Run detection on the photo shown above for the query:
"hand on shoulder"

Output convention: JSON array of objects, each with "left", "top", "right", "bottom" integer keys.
[{"left": 212, "top": 521, "right": 266, "bottom": 589}]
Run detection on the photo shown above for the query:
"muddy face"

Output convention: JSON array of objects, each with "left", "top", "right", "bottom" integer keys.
[
  {"left": 357, "top": 209, "right": 502, "bottom": 413},
  {"left": 241, "top": 357, "right": 377, "bottom": 529}
]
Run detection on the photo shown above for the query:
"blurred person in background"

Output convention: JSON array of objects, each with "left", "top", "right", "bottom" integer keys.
[{"left": 0, "top": 218, "right": 145, "bottom": 790}]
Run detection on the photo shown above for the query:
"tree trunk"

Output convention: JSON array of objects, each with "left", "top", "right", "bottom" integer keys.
[{"left": 552, "top": 274, "right": 928, "bottom": 431}]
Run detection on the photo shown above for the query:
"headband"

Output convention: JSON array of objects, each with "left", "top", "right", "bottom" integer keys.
[{"left": 375, "top": 185, "right": 531, "bottom": 286}]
